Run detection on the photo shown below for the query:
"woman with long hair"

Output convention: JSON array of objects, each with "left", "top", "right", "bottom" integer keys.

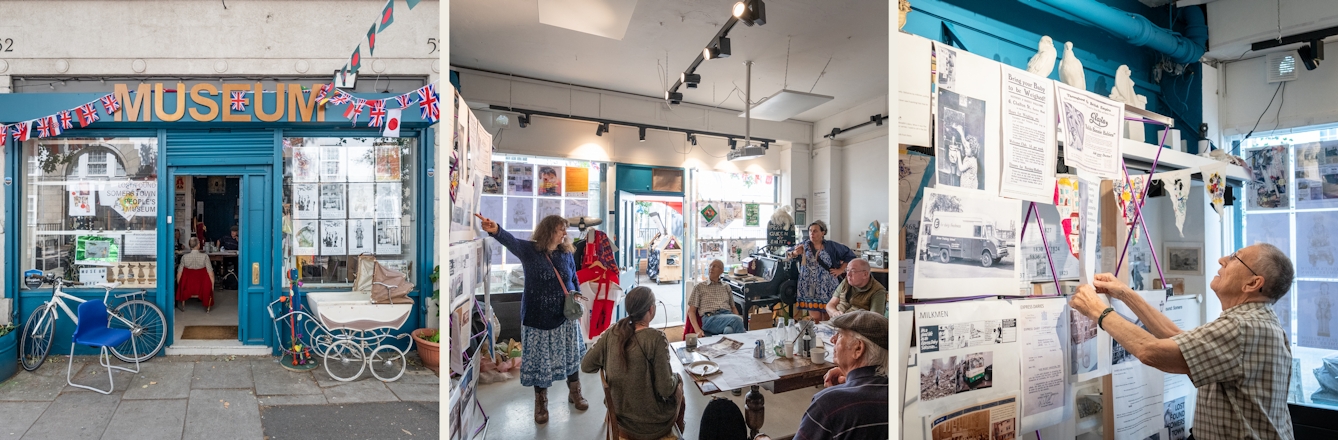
[
  {"left": 476, "top": 213, "right": 589, "bottom": 424},
  {"left": 582, "top": 286, "right": 683, "bottom": 440}
]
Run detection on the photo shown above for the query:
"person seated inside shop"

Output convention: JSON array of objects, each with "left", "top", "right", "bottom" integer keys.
[
  {"left": 825, "top": 258, "right": 888, "bottom": 318},
  {"left": 581, "top": 286, "right": 684, "bottom": 440},
  {"left": 792, "top": 310, "right": 890, "bottom": 440},
  {"left": 176, "top": 238, "right": 216, "bottom": 312},
  {"left": 217, "top": 225, "right": 240, "bottom": 251},
  {"left": 688, "top": 259, "right": 745, "bottom": 337}
]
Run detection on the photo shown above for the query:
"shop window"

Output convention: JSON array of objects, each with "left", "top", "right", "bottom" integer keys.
[
  {"left": 282, "top": 137, "right": 418, "bottom": 288},
  {"left": 20, "top": 137, "right": 161, "bottom": 287},
  {"left": 1239, "top": 126, "right": 1338, "bottom": 412}
]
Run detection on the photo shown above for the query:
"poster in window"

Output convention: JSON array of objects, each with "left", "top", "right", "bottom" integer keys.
[
  {"left": 1297, "top": 281, "right": 1338, "bottom": 350},
  {"left": 375, "top": 182, "right": 402, "bottom": 220},
  {"left": 375, "top": 145, "right": 402, "bottom": 182},
  {"left": 1295, "top": 141, "right": 1338, "bottom": 209},
  {"left": 745, "top": 204, "right": 760, "bottom": 226},
  {"left": 482, "top": 161, "right": 504, "bottom": 195},
  {"left": 347, "top": 183, "right": 375, "bottom": 219},
  {"left": 1246, "top": 145, "right": 1288, "bottom": 209},
  {"left": 347, "top": 219, "right": 375, "bottom": 255},
  {"left": 566, "top": 166, "right": 589, "bottom": 197},
  {"left": 100, "top": 181, "right": 158, "bottom": 220},
  {"left": 537, "top": 165, "right": 563, "bottom": 197},
  {"left": 507, "top": 198, "right": 535, "bottom": 231},
  {"left": 293, "top": 184, "right": 319, "bottom": 220},
  {"left": 1296, "top": 211, "right": 1338, "bottom": 278},
  {"left": 319, "top": 147, "right": 346, "bottom": 182},
  {"left": 479, "top": 196, "right": 504, "bottom": 228},
  {"left": 507, "top": 163, "right": 534, "bottom": 196},
  {"left": 320, "top": 220, "right": 346, "bottom": 256},
  {"left": 293, "top": 146, "right": 318, "bottom": 182},
  {"left": 565, "top": 199, "right": 588, "bottom": 218},
  {"left": 68, "top": 182, "right": 95, "bottom": 216},
  {"left": 1245, "top": 213, "right": 1290, "bottom": 257},
  {"left": 75, "top": 235, "right": 120, "bottom": 266},
  {"left": 293, "top": 220, "right": 319, "bottom": 255},
  {"left": 346, "top": 146, "right": 375, "bottom": 182},
  {"left": 376, "top": 218, "right": 403, "bottom": 255},
  {"left": 537, "top": 198, "right": 562, "bottom": 221},
  {"left": 320, "top": 183, "right": 347, "bottom": 219}
]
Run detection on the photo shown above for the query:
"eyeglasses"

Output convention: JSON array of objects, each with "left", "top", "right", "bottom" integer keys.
[{"left": 1230, "top": 252, "right": 1258, "bottom": 277}]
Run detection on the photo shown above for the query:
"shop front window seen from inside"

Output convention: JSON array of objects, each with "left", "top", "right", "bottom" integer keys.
[
  {"left": 1239, "top": 125, "right": 1338, "bottom": 412},
  {"left": 21, "top": 137, "right": 160, "bottom": 287},
  {"left": 283, "top": 137, "right": 417, "bottom": 288}
]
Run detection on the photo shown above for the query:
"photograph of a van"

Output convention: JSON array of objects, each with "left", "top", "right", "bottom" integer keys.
[{"left": 926, "top": 212, "right": 1011, "bottom": 267}]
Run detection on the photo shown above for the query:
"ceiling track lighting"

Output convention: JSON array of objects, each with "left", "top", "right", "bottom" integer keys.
[
  {"left": 728, "top": 138, "right": 738, "bottom": 149},
  {"left": 489, "top": 105, "right": 776, "bottom": 144},
  {"left": 733, "top": 0, "right": 766, "bottom": 27},
  {"left": 1299, "top": 39, "right": 1325, "bottom": 71},
  {"left": 518, "top": 114, "right": 531, "bottom": 128},
  {"left": 665, "top": 0, "right": 765, "bottom": 104},
  {"left": 665, "top": 91, "right": 683, "bottom": 104},
  {"left": 688, "top": 133, "right": 698, "bottom": 146},
  {"left": 595, "top": 122, "right": 609, "bottom": 137},
  {"left": 704, "top": 37, "right": 732, "bottom": 60},
  {"left": 639, "top": 127, "right": 647, "bottom": 142},
  {"left": 823, "top": 114, "right": 889, "bottom": 140},
  {"left": 681, "top": 73, "right": 701, "bottom": 89}
]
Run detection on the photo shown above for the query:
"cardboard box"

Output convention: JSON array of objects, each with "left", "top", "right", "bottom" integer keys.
[{"left": 747, "top": 307, "right": 773, "bottom": 330}]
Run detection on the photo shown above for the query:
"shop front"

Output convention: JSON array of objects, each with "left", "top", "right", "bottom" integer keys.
[{"left": 1, "top": 81, "right": 437, "bottom": 356}]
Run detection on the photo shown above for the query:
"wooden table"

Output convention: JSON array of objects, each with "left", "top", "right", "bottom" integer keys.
[{"left": 668, "top": 328, "right": 837, "bottom": 438}]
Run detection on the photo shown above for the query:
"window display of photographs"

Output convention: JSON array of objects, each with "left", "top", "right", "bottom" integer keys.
[
  {"left": 1296, "top": 211, "right": 1338, "bottom": 278},
  {"left": 348, "top": 183, "right": 375, "bottom": 219},
  {"left": 1294, "top": 141, "right": 1338, "bottom": 209},
  {"left": 482, "top": 161, "right": 504, "bottom": 195},
  {"left": 565, "top": 199, "right": 588, "bottom": 218},
  {"left": 292, "top": 146, "right": 317, "bottom": 182},
  {"left": 294, "top": 220, "right": 318, "bottom": 255},
  {"left": 537, "top": 198, "right": 562, "bottom": 221},
  {"left": 376, "top": 183, "right": 402, "bottom": 219},
  {"left": 375, "top": 144, "right": 402, "bottom": 182},
  {"left": 507, "top": 163, "right": 534, "bottom": 196},
  {"left": 320, "top": 146, "right": 346, "bottom": 182},
  {"left": 1297, "top": 281, "right": 1337, "bottom": 350},
  {"left": 320, "top": 220, "right": 346, "bottom": 256},
  {"left": 1246, "top": 145, "right": 1288, "bottom": 209},
  {"left": 507, "top": 198, "right": 534, "bottom": 231},
  {"left": 346, "top": 146, "right": 375, "bottom": 182},
  {"left": 375, "top": 218, "right": 402, "bottom": 255},
  {"left": 537, "top": 165, "right": 563, "bottom": 197},
  {"left": 319, "top": 183, "right": 346, "bottom": 219},
  {"left": 293, "top": 184, "right": 319, "bottom": 220},
  {"left": 479, "top": 196, "right": 503, "bottom": 228},
  {"left": 348, "top": 219, "right": 374, "bottom": 255}
]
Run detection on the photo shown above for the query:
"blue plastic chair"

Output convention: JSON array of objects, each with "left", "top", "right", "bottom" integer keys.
[{"left": 66, "top": 300, "right": 140, "bottom": 394}]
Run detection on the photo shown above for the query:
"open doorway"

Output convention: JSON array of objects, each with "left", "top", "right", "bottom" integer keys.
[
  {"left": 170, "top": 175, "right": 242, "bottom": 345},
  {"left": 621, "top": 194, "right": 687, "bottom": 327}
]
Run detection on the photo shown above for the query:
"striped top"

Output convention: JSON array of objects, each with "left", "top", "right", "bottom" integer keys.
[{"left": 795, "top": 366, "right": 889, "bottom": 440}]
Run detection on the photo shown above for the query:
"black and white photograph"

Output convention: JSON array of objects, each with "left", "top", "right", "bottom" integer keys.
[
  {"left": 376, "top": 218, "right": 403, "bottom": 255},
  {"left": 1111, "top": 315, "right": 1148, "bottom": 365},
  {"left": 348, "top": 219, "right": 374, "bottom": 255},
  {"left": 319, "top": 146, "right": 346, "bottom": 182},
  {"left": 565, "top": 199, "right": 588, "bottom": 218},
  {"left": 936, "top": 43, "right": 956, "bottom": 90},
  {"left": 537, "top": 198, "right": 562, "bottom": 221},
  {"left": 1071, "top": 311, "right": 1098, "bottom": 374},
  {"left": 293, "top": 183, "right": 319, "bottom": 220},
  {"left": 1297, "top": 281, "right": 1338, "bottom": 350},
  {"left": 1296, "top": 211, "right": 1338, "bottom": 278},
  {"left": 1163, "top": 242, "right": 1203, "bottom": 275},
  {"left": 914, "top": 188, "right": 1020, "bottom": 298},
  {"left": 346, "top": 145, "right": 375, "bottom": 182},
  {"left": 507, "top": 198, "right": 535, "bottom": 231},
  {"left": 293, "top": 220, "right": 318, "bottom": 256},
  {"left": 935, "top": 89, "right": 987, "bottom": 191},
  {"left": 320, "top": 220, "right": 346, "bottom": 256},
  {"left": 376, "top": 182, "right": 402, "bottom": 219},
  {"left": 920, "top": 351, "right": 993, "bottom": 401},
  {"left": 292, "top": 146, "right": 318, "bottom": 183},
  {"left": 319, "top": 183, "right": 346, "bottom": 219},
  {"left": 347, "top": 183, "right": 375, "bottom": 219}
]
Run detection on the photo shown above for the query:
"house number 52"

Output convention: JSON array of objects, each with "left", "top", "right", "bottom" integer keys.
[{"left": 0, "top": 39, "right": 13, "bottom": 52}]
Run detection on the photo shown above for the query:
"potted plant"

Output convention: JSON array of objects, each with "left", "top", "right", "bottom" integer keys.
[
  {"left": 412, "top": 265, "right": 441, "bottom": 374},
  {"left": 0, "top": 323, "right": 18, "bottom": 383}
]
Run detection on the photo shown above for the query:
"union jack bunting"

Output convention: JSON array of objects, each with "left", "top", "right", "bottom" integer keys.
[
  {"left": 395, "top": 94, "right": 414, "bottom": 109},
  {"left": 230, "top": 91, "right": 249, "bottom": 112},
  {"left": 11, "top": 121, "right": 30, "bottom": 142},
  {"left": 417, "top": 83, "right": 439, "bottom": 123},
  {"left": 58, "top": 110, "right": 74, "bottom": 130},
  {"left": 344, "top": 98, "right": 366, "bottom": 123},
  {"left": 329, "top": 91, "right": 352, "bottom": 106},
  {"left": 76, "top": 103, "right": 101, "bottom": 127},
  {"left": 100, "top": 94, "right": 121, "bottom": 114},
  {"left": 368, "top": 101, "right": 387, "bottom": 128},
  {"left": 35, "top": 116, "right": 61, "bottom": 138},
  {"left": 315, "top": 83, "right": 333, "bottom": 103}
]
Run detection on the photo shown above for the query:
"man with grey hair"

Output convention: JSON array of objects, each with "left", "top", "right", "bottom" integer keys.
[
  {"left": 794, "top": 310, "right": 888, "bottom": 439},
  {"left": 1070, "top": 243, "right": 1294, "bottom": 440},
  {"left": 825, "top": 258, "right": 889, "bottom": 318}
]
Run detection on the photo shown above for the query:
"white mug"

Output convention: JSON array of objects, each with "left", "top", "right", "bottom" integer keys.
[{"left": 810, "top": 346, "right": 826, "bottom": 364}]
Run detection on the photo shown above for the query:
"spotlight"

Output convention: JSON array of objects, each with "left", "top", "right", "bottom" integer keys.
[
  {"left": 728, "top": 138, "right": 738, "bottom": 149},
  {"left": 681, "top": 73, "right": 701, "bottom": 89},
  {"left": 518, "top": 114, "right": 531, "bottom": 128},
  {"left": 872, "top": 114, "right": 884, "bottom": 126},
  {"left": 665, "top": 91, "right": 683, "bottom": 104},
  {"left": 1299, "top": 40, "right": 1325, "bottom": 71},
  {"left": 761, "top": 141, "right": 769, "bottom": 149},
  {"left": 733, "top": 0, "right": 766, "bottom": 27},
  {"left": 704, "top": 37, "right": 731, "bottom": 60},
  {"left": 639, "top": 127, "right": 647, "bottom": 142},
  {"left": 596, "top": 122, "right": 608, "bottom": 136},
  {"left": 688, "top": 133, "right": 697, "bottom": 146}
]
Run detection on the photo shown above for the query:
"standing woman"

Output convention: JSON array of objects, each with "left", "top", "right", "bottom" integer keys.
[
  {"left": 787, "top": 220, "right": 858, "bottom": 322},
  {"left": 476, "top": 213, "right": 590, "bottom": 424}
]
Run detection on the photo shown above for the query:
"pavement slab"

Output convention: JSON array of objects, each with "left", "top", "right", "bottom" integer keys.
[
  {"left": 386, "top": 382, "right": 440, "bottom": 402},
  {"left": 101, "top": 399, "right": 187, "bottom": 440},
  {"left": 260, "top": 402, "right": 439, "bottom": 440},
  {"left": 322, "top": 378, "right": 400, "bottom": 404},
  {"left": 250, "top": 360, "right": 322, "bottom": 396},
  {"left": 65, "top": 361, "right": 137, "bottom": 395},
  {"left": 0, "top": 358, "right": 87, "bottom": 402},
  {"left": 257, "top": 394, "right": 329, "bottom": 407},
  {"left": 0, "top": 401, "right": 51, "bottom": 440},
  {"left": 190, "top": 361, "right": 254, "bottom": 390},
  {"left": 182, "top": 389, "right": 263, "bottom": 440},
  {"left": 121, "top": 362, "right": 195, "bottom": 400},
  {"left": 23, "top": 391, "right": 120, "bottom": 440}
]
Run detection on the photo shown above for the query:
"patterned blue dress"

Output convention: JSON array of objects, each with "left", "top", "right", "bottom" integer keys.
[
  {"left": 490, "top": 227, "right": 587, "bottom": 388},
  {"left": 794, "top": 239, "right": 857, "bottom": 311}
]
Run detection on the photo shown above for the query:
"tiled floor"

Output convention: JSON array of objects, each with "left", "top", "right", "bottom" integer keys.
[{"left": 171, "top": 289, "right": 239, "bottom": 343}]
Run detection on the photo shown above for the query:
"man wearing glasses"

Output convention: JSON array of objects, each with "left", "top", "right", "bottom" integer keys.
[
  {"left": 825, "top": 258, "right": 889, "bottom": 318},
  {"left": 1070, "top": 243, "right": 1294, "bottom": 440}
]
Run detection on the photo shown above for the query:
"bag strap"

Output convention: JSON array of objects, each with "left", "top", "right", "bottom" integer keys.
[{"left": 544, "top": 254, "right": 571, "bottom": 296}]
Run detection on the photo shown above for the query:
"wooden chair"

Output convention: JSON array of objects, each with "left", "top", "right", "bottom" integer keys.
[{"left": 602, "top": 370, "right": 621, "bottom": 440}]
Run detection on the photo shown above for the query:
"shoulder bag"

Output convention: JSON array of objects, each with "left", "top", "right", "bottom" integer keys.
[{"left": 547, "top": 254, "right": 583, "bottom": 321}]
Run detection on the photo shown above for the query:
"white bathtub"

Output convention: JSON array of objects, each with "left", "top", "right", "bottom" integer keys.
[{"left": 305, "top": 291, "right": 413, "bottom": 332}]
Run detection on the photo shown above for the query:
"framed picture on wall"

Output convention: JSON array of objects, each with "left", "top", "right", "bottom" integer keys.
[
  {"left": 1163, "top": 242, "right": 1204, "bottom": 275},
  {"left": 794, "top": 198, "right": 808, "bottom": 212}
]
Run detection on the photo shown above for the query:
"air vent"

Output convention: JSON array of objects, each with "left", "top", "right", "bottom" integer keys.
[{"left": 1267, "top": 52, "right": 1299, "bottom": 83}]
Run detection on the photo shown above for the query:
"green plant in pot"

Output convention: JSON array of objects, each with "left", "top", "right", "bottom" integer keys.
[{"left": 411, "top": 265, "right": 441, "bottom": 374}]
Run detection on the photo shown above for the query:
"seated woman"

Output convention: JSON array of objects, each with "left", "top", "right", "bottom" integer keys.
[
  {"left": 176, "top": 238, "right": 216, "bottom": 312},
  {"left": 582, "top": 287, "right": 684, "bottom": 440},
  {"left": 688, "top": 259, "right": 745, "bottom": 336}
]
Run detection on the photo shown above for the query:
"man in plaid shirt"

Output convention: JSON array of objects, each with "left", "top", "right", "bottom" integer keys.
[{"left": 1071, "top": 243, "right": 1294, "bottom": 439}]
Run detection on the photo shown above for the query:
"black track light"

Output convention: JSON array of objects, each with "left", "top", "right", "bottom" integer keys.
[
  {"left": 596, "top": 122, "right": 608, "bottom": 137},
  {"left": 665, "top": 91, "right": 683, "bottom": 104},
  {"left": 761, "top": 141, "right": 769, "bottom": 149},
  {"left": 681, "top": 73, "right": 701, "bottom": 89},
  {"left": 872, "top": 114, "right": 883, "bottom": 126},
  {"left": 733, "top": 0, "right": 766, "bottom": 27},
  {"left": 518, "top": 114, "right": 531, "bottom": 128},
  {"left": 704, "top": 37, "right": 731, "bottom": 60},
  {"left": 728, "top": 138, "right": 738, "bottom": 149},
  {"left": 1299, "top": 39, "right": 1325, "bottom": 71},
  {"left": 639, "top": 127, "right": 647, "bottom": 142},
  {"left": 688, "top": 133, "right": 697, "bottom": 146}
]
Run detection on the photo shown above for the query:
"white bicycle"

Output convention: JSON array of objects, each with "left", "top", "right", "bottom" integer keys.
[{"left": 19, "top": 273, "right": 167, "bottom": 370}]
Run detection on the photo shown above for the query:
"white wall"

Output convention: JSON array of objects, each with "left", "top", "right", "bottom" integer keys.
[
  {"left": 1219, "top": 54, "right": 1338, "bottom": 137},
  {"left": 839, "top": 135, "right": 891, "bottom": 246},
  {"left": 813, "top": 94, "right": 890, "bottom": 146},
  {"left": 1206, "top": 0, "right": 1338, "bottom": 60}
]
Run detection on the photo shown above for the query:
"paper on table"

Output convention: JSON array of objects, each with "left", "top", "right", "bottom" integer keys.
[
  {"left": 708, "top": 350, "right": 781, "bottom": 392},
  {"left": 1013, "top": 297, "right": 1068, "bottom": 433},
  {"left": 696, "top": 338, "right": 745, "bottom": 359}
]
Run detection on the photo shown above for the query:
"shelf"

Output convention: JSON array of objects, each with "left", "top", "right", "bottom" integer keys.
[{"left": 1121, "top": 138, "right": 1250, "bottom": 182}]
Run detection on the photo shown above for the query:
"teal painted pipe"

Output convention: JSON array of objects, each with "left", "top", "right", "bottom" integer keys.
[{"left": 1021, "top": 0, "right": 1206, "bottom": 64}]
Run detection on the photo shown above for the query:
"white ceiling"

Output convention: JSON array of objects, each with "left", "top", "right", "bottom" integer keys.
[{"left": 450, "top": 0, "right": 889, "bottom": 123}]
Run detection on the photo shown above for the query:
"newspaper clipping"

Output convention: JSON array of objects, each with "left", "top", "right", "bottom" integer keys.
[
  {"left": 917, "top": 300, "right": 1021, "bottom": 417},
  {"left": 927, "top": 395, "right": 1019, "bottom": 440}
]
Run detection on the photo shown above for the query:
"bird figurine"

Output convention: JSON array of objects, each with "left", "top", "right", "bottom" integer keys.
[
  {"left": 1109, "top": 65, "right": 1149, "bottom": 141},
  {"left": 1026, "top": 36, "right": 1057, "bottom": 78},
  {"left": 1059, "top": 41, "right": 1086, "bottom": 90}
]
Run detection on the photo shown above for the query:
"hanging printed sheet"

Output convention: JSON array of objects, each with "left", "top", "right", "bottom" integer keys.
[
  {"left": 913, "top": 188, "right": 1021, "bottom": 298},
  {"left": 1162, "top": 297, "right": 1201, "bottom": 435},
  {"left": 999, "top": 65, "right": 1056, "bottom": 203},
  {"left": 1011, "top": 297, "right": 1069, "bottom": 433},
  {"left": 900, "top": 151, "right": 934, "bottom": 228},
  {"left": 933, "top": 43, "right": 1001, "bottom": 194},
  {"left": 1113, "top": 173, "right": 1150, "bottom": 244},
  {"left": 537, "top": 165, "right": 563, "bottom": 197},
  {"left": 899, "top": 33, "right": 933, "bottom": 147},
  {"left": 925, "top": 394, "right": 1019, "bottom": 440},
  {"left": 1054, "top": 175, "right": 1083, "bottom": 259},
  {"left": 1201, "top": 162, "right": 1227, "bottom": 217},
  {"left": 68, "top": 182, "right": 95, "bottom": 216},
  {"left": 1295, "top": 140, "right": 1338, "bottom": 209},
  {"left": 915, "top": 300, "right": 1021, "bottom": 417},
  {"left": 1110, "top": 291, "right": 1168, "bottom": 440},
  {"left": 1156, "top": 169, "right": 1195, "bottom": 237},
  {"left": 100, "top": 181, "right": 158, "bottom": 220},
  {"left": 1019, "top": 203, "right": 1080, "bottom": 283},
  {"left": 507, "top": 163, "right": 534, "bottom": 196},
  {"left": 482, "top": 161, "right": 504, "bottom": 195},
  {"left": 566, "top": 166, "right": 590, "bottom": 197},
  {"left": 1298, "top": 281, "right": 1338, "bottom": 349},
  {"left": 1054, "top": 82, "right": 1125, "bottom": 180},
  {"left": 1246, "top": 145, "right": 1288, "bottom": 209}
]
